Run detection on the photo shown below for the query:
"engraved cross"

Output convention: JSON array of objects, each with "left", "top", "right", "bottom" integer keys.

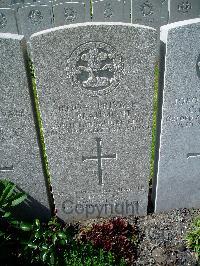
[
  {"left": 82, "top": 138, "right": 116, "bottom": 185},
  {"left": 0, "top": 165, "right": 14, "bottom": 172},
  {"left": 187, "top": 153, "right": 200, "bottom": 159}
]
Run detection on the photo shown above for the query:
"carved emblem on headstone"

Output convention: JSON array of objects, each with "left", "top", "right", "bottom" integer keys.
[
  {"left": 64, "top": 7, "right": 77, "bottom": 22},
  {"left": 0, "top": 12, "right": 7, "bottom": 29},
  {"left": 66, "top": 42, "right": 124, "bottom": 96},
  {"left": 196, "top": 54, "right": 200, "bottom": 78},
  {"left": 104, "top": 2, "right": 113, "bottom": 18},
  {"left": 140, "top": 0, "right": 153, "bottom": 16},
  {"left": 28, "top": 9, "right": 43, "bottom": 24},
  {"left": 178, "top": 1, "right": 192, "bottom": 13}
]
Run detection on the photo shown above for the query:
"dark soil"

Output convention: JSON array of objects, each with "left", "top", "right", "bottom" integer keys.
[
  {"left": 82, "top": 208, "right": 200, "bottom": 265},
  {"left": 133, "top": 208, "right": 200, "bottom": 265}
]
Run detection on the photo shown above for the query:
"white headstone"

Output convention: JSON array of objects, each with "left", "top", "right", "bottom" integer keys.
[
  {"left": 154, "top": 19, "right": 200, "bottom": 212},
  {"left": 30, "top": 23, "right": 157, "bottom": 221}
]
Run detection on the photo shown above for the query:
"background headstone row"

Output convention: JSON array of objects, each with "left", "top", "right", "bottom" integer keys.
[{"left": 0, "top": 0, "right": 200, "bottom": 38}]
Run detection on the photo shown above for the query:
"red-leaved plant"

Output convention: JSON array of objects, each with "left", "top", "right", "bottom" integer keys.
[{"left": 79, "top": 217, "right": 138, "bottom": 265}]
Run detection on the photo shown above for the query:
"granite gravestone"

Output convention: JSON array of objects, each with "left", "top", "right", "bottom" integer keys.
[
  {"left": 0, "top": 33, "right": 51, "bottom": 219},
  {"left": 0, "top": 0, "right": 12, "bottom": 8},
  {"left": 92, "top": 0, "right": 124, "bottom": 22},
  {"left": 53, "top": 2, "right": 86, "bottom": 26},
  {"left": 17, "top": 4, "right": 53, "bottom": 38},
  {"left": 169, "top": 0, "right": 200, "bottom": 23},
  {"left": 30, "top": 23, "right": 157, "bottom": 221},
  {"left": 0, "top": 8, "right": 18, "bottom": 33},
  {"left": 154, "top": 19, "right": 200, "bottom": 212},
  {"left": 132, "top": 0, "right": 161, "bottom": 28}
]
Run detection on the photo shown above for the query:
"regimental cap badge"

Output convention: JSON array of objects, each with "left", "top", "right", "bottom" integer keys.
[
  {"left": 0, "top": 12, "right": 7, "bottom": 29},
  {"left": 64, "top": 7, "right": 77, "bottom": 22},
  {"left": 66, "top": 42, "right": 124, "bottom": 97},
  {"left": 140, "top": 0, "right": 154, "bottom": 16},
  {"left": 28, "top": 9, "right": 43, "bottom": 25},
  {"left": 104, "top": 2, "right": 113, "bottom": 18},
  {"left": 178, "top": 1, "right": 192, "bottom": 13}
]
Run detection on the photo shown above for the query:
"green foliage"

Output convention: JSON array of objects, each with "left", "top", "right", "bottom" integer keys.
[
  {"left": 0, "top": 180, "right": 28, "bottom": 263},
  {"left": 23, "top": 217, "right": 74, "bottom": 265},
  {"left": 0, "top": 180, "right": 130, "bottom": 265},
  {"left": 0, "top": 180, "right": 27, "bottom": 221},
  {"left": 23, "top": 217, "right": 126, "bottom": 266},
  {"left": 29, "top": 59, "right": 51, "bottom": 185},
  {"left": 150, "top": 64, "right": 159, "bottom": 182},
  {"left": 186, "top": 217, "right": 200, "bottom": 260},
  {"left": 64, "top": 243, "right": 126, "bottom": 266}
]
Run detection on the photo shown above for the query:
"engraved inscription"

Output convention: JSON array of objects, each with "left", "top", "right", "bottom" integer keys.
[
  {"left": 54, "top": 100, "right": 150, "bottom": 135},
  {"left": 0, "top": 107, "right": 25, "bottom": 118},
  {"left": 28, "top": 9, "right": 43, "bottom": 25},
  {"left": 178, "top": 1, "right": 192, "bottom": 13},
  {"left": 187, "top": 153, "right": 200, "bottom": 158},
  {"left": 196, "top": 54, "right": 200, "bottom": 78},
  {"left": 104, "top": 2, "right": 113, "bottom": 18},
  {"left": 0, "top": 165, "right": 14, "bottom": 172},
  {"left": 66, "top": 42, "right": 124, "bottom": 96},
  {"left": 64, "top": 7, "right": 77, "bottom": 22},
  {"left": 166, "top": 95, "right": 200, "bottom": 128},
  {"left": 82, "top": 137, "right": 116, "bottom": 185},
  {"left": 0, "top": 12, "right": 7, "bottom": 29},
  {"left": 62, "top": 186, "right": 141, "bottom": 217},
  {"left": 0, "top": 107, "right": 26, "bottom": 143},
  {"left": 62, "top": 198, "right": 139, "bottom": 217},
  {"left": 140, "top": 0, "right": 154, "bottom": 16}
]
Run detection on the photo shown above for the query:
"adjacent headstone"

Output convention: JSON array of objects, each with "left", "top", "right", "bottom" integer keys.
[
  {"left": 17, "top": 5, "right": 53, "bottom": 38},
  {"left": 0, "top": 0, "right": 12, "bottom": 8},
  {"left": 53, "top": 2, "right": 86, "bottom": 26},
  {"left": 0, "top": 33, "right": 51, "bottom": 220},
  {"left": 11, "top": 0, "right": 27, "bottom": 10},
  {"left": 132, "top": 0, "right": 161, "bottom": 27},
  {"left": 92, "top": 0, "right": 124, "bottom": 22},
  {"left": 169, "top": 0, "right": 200, "bottom": 23},
  {"left": 30, "top": 23, "right": 157, "bottom": 221},
  {"left": 154, "top": 19, "right": 200, "bottom": 212},
  {"left": 0, "top": 8, "right": 18, "bottom": 33}
]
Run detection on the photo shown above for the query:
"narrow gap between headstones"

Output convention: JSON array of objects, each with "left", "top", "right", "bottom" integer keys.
[
  {"left": 25, "top": 51, "right": 55, "bottom": 217},
  {"left": 148, "top": 63, "right": 159, "bottom": 214}
]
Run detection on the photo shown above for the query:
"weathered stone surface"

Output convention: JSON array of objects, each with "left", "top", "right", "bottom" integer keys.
[
  {"left": 53, "top": 2, "right": 85, "bottom": 26},
  {"left": 30, "top": 23, "right": 157, "bottom": 221},
  {"left": 123, "top": 0, "right": 131, "bottom": 22},
  {"left": 160, "top": 0, "right": 168, "bottom": 25},
  {"left": 0, "top": 8, "right": 18, "bottom": 33},
  {"left": 0, "top": 0, "right": 12, "bottom": 8},
  {"left": 154, "top": 19, "right": 200, "bottom": 212},
  {"left": 0, "top": 33, "right": 51, "bottom": 220},
  {"left": 17, "top": 4, "right": 53, "bottom": 38},
  {"left": 131, "top": 0, "right": 161, "bottom": 28},
  {"left": 92, "top": 0, "right": 124, "bottom": 22},
  {"left": 169, "top": 0, "right": 200, "bottom": 23}
]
